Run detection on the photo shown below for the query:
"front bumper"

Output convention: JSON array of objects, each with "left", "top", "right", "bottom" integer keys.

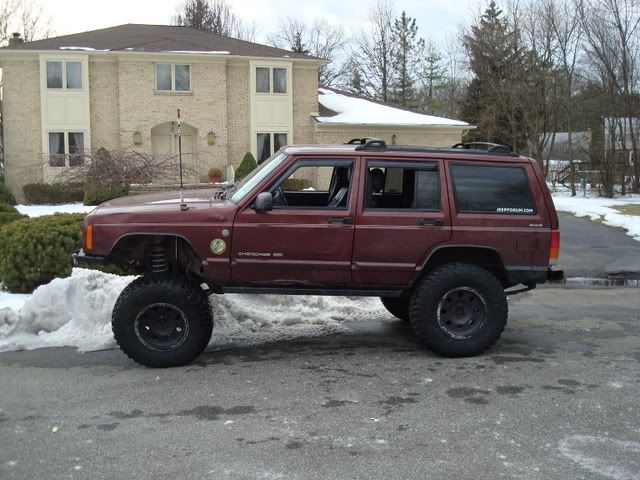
[{"left": 72, "top": 249, "right": 107, "bottom": 267}]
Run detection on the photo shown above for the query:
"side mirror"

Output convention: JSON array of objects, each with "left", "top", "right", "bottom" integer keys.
[{"left": 254, "top": 192, "right": 273, "bottom": 212}]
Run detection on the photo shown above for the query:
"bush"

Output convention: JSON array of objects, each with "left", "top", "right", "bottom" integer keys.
[
  {"left": 83, "top": 184, "right": 127, "bottom": 206},
  {"left": 0, "top": 213, "right": 85, "bottom": 292},
  {"left": 0, "top": 203, "right": 26, "bottom": 226},
  {"left": 0, "top": 183, "right": 16, "bottom": 205},
  {"left": 23, "top": 183, "right": 84, "bottom": 204},
  {"left": 236, "top": 152, "right": 257, "bottom": 180}
]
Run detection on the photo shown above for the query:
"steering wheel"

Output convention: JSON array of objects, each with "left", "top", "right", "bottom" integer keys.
[{"left": 272, "top": 185, "right": 288, "bottom": 207}]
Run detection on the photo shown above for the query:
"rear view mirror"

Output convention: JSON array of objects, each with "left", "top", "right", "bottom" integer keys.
[{"left": 254, "top": 192, "right": 273, "bottom": 212}]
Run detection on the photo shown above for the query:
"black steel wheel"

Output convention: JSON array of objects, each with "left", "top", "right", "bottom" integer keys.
[
  {"left": 409, "top": 263, "right": 507, "bottom": 357},
  {"left": 112, "top": 276, "right": 213, "bottom": 367}
]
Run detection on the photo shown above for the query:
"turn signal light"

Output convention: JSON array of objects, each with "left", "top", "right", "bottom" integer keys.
[
  {"left": 549, "top": 230, "right": 560, "bottom": 265},
  {"left": 85, "top": 225, "right": 94, "bottom": 251}
]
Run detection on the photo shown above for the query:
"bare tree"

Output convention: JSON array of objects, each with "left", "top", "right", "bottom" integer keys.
[
  {"left": 173, "top": 0, "right": 256, "bottom": 41},
  {"left": 267, "top": 17, "right": 348, "bottom": 86},
  {"left": 579, "top": 0, "right": 640, "bottom": 194},
  {"left": 352, "top": 0, "right": 396, "bottom": 101}
]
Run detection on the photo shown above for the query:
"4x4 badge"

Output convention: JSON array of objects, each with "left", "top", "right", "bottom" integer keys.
[{"left": 210, "top": 239, "right": 226, "bottom": 255}]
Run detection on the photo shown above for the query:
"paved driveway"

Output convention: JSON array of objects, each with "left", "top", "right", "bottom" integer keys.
[
  {"left": 1, "top": 288, "right": 639, "bottom": 480},
  {"left": 558, "top": 212, "right": 640, "bottom": 279}
]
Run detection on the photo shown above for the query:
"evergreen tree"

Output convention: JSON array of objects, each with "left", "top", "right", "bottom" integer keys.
[
  {"left": 462, "top": 1, "right": 527, "bottom": 149},
  {"left": 419, "top": 40, "right": 446, "bottom": 113},
  {"left": 390, "top": 11, "right": 423, "bottom": 107}
]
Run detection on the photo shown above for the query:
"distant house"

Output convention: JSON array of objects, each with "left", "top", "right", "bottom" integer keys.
[{"left": 0, "top": 24, "right": 472, "bottom": 201}]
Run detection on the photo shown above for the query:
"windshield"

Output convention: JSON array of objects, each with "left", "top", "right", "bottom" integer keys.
[{"left": 230, "top": 151, "right": 288, "bottom": 203}]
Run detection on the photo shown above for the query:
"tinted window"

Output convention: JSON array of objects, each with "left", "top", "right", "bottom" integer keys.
[
  {"left": 451, "top": 164, "right": 535, "bottom": 214},
  {"left": 365, "top": 163, "right": 440, "bottom": 210}
]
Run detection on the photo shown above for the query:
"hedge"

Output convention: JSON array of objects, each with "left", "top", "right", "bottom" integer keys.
[
  {"left": 23, "top": 183, "right": 84, "bottom": 204},
  {"left": 0, "top": 213, "right": 85, "bottom": 292},
  {"left": 0, "top": 203, "right": 27, "bottom": 226},
  {"left": 83, "top": 184, "right": 127, "bottom": 206},
  {"left": 0, "top": 183, "right": 16, "bottom": 205},
  {"left": 236, "top": 152, "right": 257, "bottom": 180}
]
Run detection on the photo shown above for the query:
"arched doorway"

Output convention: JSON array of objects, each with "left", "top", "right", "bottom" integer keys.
[{"left": 151, "top": 121, "right": 198, "bottom": 170}]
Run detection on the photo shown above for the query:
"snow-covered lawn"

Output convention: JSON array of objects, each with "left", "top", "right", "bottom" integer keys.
[
  {"left": 552, "top": 191, "right": 640, "bottom": 241},
  {"left": 0, "top": 269, "right": 386, "bottom": 354},
  {"left": 16, "top": 203, "right": 95, "bottom": 217}
]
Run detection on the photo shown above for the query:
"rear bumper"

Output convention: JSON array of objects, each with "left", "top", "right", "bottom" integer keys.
[
  {"left": 506, "top": 266, "right": 564, "bottom": 286},
  {"left": 72, "top": 249, "right": 107, "bottom": 267}
]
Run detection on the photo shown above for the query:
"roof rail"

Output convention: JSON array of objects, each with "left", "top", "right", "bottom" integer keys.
[
  {"left": 345, "top": 137, "right": 385, "bottom": 146},
  {"left": 451, "top": 142, "right": 513, "bottom": 153},
  {"left": 353, "top": 138, "right": 387, "bottom": 150}
]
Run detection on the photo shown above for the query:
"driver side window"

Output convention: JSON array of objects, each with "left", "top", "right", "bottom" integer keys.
[{"left": 270, "top": 160, "right": 353, "bottom": 209}]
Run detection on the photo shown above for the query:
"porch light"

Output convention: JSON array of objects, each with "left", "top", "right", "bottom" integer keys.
[
  {"left": 207, "top": 131, "right": 216, "bottom": 146},
  {"left": 133, "top": 131, "right": 143, "bottom": 145}
]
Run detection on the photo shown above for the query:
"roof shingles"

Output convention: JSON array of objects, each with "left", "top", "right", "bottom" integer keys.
[{"left": 2, "top": 24, "right": 321, "bottom": 60}]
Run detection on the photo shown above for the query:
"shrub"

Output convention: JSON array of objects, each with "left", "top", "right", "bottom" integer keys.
[
  {"left": 0, "top": 182, "right": 16, "bottom": 205},
  {"left": 23, "top": 183, "right": 84, "bottom": 204},
  {"left": 236, "top": 152, "right": 257, "bottom": 180},
  {"left": 0, "top": 203, "right": 26, "bottom": 226},
  {"left": 0, "top": 213, "right": 85, "bottom": 293},
  {"left": 83, "top": 184, "right": 127, "bottom": 206}
]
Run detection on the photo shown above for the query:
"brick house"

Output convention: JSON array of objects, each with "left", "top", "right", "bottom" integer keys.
[{"left": 0, "top": 24, "right": 471, "bottom": 201}]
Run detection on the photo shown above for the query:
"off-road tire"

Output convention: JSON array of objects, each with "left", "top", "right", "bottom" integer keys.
[
  {"left": 380, "top": 296, "right": 410, "bottom": 322},
  {"left": 409, "top": 263, "right": 507, "bottom": 357},
  {"left": 112, "top": 276, "right": 213, "bottom": 367}
]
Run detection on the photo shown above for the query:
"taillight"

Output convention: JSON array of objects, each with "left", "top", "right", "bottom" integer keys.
[
  {"left": 85, "top": 225, "right": 94, "bottom": 251},
  {"left": 549, "top": 230, "right": 560, "bottom": 265}
]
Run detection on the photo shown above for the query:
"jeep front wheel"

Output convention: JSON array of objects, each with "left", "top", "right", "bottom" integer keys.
[
  {"left": 409, "top": 263, "right": 507, "bottom": 357},
  {"left": 112, "top": 276, "right": 213, "bottom": 367}
]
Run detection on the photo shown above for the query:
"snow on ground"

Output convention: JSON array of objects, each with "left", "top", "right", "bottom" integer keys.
[
  {"left": 16, "top": 203, "right": 95, "bottom": 217},
  {"left": 552, "top": 191, "right": 640, "bottom": 241},
  {"left": 0, "top": 269, "right": 387, "bottom": 353}
]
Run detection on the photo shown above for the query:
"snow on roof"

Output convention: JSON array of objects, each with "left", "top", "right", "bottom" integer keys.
[
  {"left": 163, "top": 50, "right": 230, "bottom": 55},
  {"left": 316, "top": 88, "right": 469, "bottom": 127},
  {"left": 59, "top": 46, "right": 111, "bottom": 51}
]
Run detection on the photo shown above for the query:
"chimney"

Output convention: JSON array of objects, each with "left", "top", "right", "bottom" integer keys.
[{"left": 8, "top": 33, "right": 24, "bottom": 47}]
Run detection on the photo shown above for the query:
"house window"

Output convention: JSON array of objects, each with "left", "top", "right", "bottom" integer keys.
[
  {"left": 257, "top": 133, "right": 288, "bottom": 163},
  {"left": 255, "top": 67, "right": 288, "bottom": 94},
  {"left": 48, "top": 132, "right": 85, "bottom": 167},
  {"left": 46, "top": 61, "right": 83, "bottom": 89},
  {"left": 156, "top": 64, "right": 191, "bottom": 92}
]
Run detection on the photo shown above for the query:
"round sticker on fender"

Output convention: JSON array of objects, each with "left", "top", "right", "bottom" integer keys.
[{"left": 210, "top": 239, "right": 226, "bottom": 255}]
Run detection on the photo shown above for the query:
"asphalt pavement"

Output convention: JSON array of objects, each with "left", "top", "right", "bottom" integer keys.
[{"left": 1, "top": 287, "right": 639, "bottom": 480}]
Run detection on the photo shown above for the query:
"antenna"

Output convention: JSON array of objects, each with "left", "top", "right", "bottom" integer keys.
[{"left": 177, "top": 108, "right": 187, "bottom": 210}]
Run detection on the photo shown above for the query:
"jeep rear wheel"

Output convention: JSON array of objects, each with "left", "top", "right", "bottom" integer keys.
[
  {"left": 112, "top": 276, "right": 213, "bottom": 367},
  {"left": 409, "top": 263, "right": 507, "bottom": 357},
  {"left": 380, "top": 296, "right": 410, "bottom": 322}
]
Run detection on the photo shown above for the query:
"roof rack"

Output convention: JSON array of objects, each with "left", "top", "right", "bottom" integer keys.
[{"left": 350, "top": 138, "right": 519, "bottom": 157}]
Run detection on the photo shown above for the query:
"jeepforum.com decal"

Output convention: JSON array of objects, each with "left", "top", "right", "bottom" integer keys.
[
  {"left": 238, "top": 252, "right": 284, "bottom": 257},
  {"left": 495, "top": 207, "right": 535, "bottom": 214}
]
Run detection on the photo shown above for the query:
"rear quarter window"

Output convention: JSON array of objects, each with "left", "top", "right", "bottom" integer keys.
[{"left": 451, "top": 164, "right": 535, "bottom": 215}]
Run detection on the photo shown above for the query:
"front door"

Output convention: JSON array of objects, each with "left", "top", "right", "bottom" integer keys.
[
  {"left": 231, "top": 157, "right": 358, "bottom": 285},
  {"left": 352, "top": 158, "right": 452, "bottom": 287}
]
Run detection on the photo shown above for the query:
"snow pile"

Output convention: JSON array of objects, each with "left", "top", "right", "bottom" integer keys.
[
  {"left": 317, "top": 88, "right": 469, "bottom": 127},
  {"left": 59, "top": 46, "right": 110, "bottom": 52},
  {"left": 16, "top": 203, "right": 95, "bottom": 217},
  {"left": 0, "top": 269, "right": 387, "bottom": 353},
  {"left": 0, "top": 269, "right": 135, "bottom": 352},
  {"left": 552, "top": 192, "right": 640, "bottom": 241}
]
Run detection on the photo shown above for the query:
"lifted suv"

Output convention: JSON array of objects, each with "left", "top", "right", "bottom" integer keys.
[{"left": 74, "top": 139, "right": 562, "bottom": 367}]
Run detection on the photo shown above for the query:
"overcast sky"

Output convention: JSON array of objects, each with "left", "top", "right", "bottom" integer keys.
[{"left": 42, "top": 0, "right": 481, "bottom": 50}]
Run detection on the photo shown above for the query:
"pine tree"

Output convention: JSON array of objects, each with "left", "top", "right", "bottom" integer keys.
[{"left": 390, "top": 11, "right": 423, "bottom": 107}]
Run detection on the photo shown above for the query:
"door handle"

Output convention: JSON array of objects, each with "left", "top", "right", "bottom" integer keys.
[
  {"left": 418, "top": 219, "right": 444, "bottom": 226},
  {"left": 328, "top": 217, "right": 353, "bottom": 224}
]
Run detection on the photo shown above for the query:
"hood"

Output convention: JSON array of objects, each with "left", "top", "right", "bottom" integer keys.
[{"left": 87, "top": 189, "right": 237, "bottom": 223}]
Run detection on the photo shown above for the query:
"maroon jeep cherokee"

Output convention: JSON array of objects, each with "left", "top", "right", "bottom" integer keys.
[{"left": 74, "top": 140, "right": 562, "bottom": 367}]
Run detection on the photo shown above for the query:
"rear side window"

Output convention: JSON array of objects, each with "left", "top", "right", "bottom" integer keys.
[
  {"left": 451, "top": 164, "right": 535, "bottom": 214},
  {"left": 365, "top": 161, "right": 440, "bottom": 210}
]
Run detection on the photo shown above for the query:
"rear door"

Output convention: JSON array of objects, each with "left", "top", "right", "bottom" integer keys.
[
  {"left": 231, "top": 157, "right": 358, "bottom": 285},
  {"left": 352, "top": 158, "right": 452, "bottom": 287}
]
